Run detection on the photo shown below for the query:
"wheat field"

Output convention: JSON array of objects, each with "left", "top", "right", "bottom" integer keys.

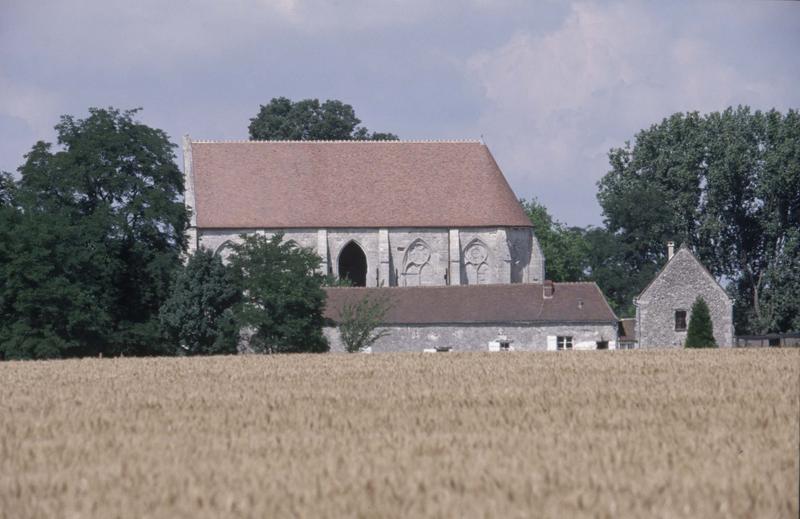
[{"left": 1, "top": 349, "right": 797, "bottom": 518}]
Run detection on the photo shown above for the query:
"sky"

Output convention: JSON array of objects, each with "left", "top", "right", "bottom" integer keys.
[{"left": 1, "top": 0, "right": 798, "bottom": 226}]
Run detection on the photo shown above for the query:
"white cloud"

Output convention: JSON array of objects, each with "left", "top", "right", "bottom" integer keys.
[
  {"left": 0, "top": 75, "right": 60, "bottom": 136},
  {"left": 465, "top": 1, "right": 798, "bottom": 225}
]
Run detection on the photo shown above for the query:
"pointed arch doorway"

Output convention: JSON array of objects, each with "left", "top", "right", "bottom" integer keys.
[{"left": 338, "top": 241, "right": 367, "bottom": 286}]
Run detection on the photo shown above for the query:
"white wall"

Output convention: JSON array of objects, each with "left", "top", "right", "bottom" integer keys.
[{"left": 324, "top": 322, "right": 618, "bottom": 352}]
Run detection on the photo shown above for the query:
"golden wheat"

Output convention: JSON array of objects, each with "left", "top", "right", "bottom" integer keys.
[{"left": 0, "top": 349, "right": 797, "bottom": 518}]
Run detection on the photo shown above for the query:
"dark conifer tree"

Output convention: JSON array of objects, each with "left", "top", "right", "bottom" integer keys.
[{"left": 685, "top": 297, "right": 717, "bottom": 348}]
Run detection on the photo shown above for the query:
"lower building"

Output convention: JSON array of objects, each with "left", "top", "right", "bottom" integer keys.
[{"left": 323, "top": 282, "right": 619, "bottom": 352}]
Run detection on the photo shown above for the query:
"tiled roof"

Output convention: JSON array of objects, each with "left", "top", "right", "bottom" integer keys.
[
  {"left": 188, "top": 140, "right": 532, "bottom": 229},
  {"left": 323, "top": 282, "right": 617, "bottom": 325}
]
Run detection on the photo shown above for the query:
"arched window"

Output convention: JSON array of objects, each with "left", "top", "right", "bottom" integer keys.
[
  {"left": 338, "top": 241, "right": 367, "bottom": 287},
  {"left": 402, "top": 238, "right": 433, "bottom": 286},
  {"left": 214, "top": 240, "right": 236, "bottom": 264},
  {"left": 464, "top": 238, "right": 490, "bottom": 285}
]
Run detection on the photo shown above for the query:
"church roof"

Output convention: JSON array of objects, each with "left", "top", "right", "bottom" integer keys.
[
  {"left": 187, "top": 139, "right": 532, "bottom": 229},
  {"left": 323, "top": 282, "right": 617, "bottom": 325}
]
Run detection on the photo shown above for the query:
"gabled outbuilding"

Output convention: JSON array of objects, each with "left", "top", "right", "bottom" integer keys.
[{"left": 635, "top": 242, "right": 733, "bottom": 347}]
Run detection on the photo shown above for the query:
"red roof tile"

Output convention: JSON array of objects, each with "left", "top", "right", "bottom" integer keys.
[
  {"left": 323, "top": 283, "right": 617, "bottom": 325},
  {"left": 189, "top": 140, "right": 532, "bottom": 229}
]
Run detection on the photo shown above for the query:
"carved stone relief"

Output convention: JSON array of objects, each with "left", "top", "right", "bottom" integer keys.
[
  {"left": 403, "top": 239, "right": 434, "bottom": 286},
  {"left": 464, "top": 239, "right": 490, "bottom": 285}
]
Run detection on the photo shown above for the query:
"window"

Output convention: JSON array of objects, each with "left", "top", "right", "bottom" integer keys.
[
  {"left": 557, "top": 336, "right": 573, "bottom": 350},
  {"left": 675, "top": 310, "right": 687, "bottom": 331}
]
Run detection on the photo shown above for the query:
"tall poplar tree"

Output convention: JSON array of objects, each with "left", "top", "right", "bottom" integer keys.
[{"left": 597, "top": 107, "right": 800, "bottom": 333}]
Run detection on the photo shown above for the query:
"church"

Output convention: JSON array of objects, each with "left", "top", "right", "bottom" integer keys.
[{"left": 182, "top": 136, "right": 620, "bottom": 352}]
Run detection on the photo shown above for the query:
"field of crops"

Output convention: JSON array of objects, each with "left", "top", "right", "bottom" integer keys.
[{"left": 1, "top": 349, "right": 797, "bottom": 518}]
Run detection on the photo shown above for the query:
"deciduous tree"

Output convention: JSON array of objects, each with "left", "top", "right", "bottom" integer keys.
[
  {"left": 248, "top": 97, "right": 398, "bottom": 141},
  {"left": 521, "top": 198, "right": 588, "bottom": 283},
  {"left": 339, "top": 293, "right": 392, "bottom": 353},
  {"left": 0, "top": 107, "right": 187, "bottom": 358},
  {"left": 229, "top": 233, "right": 328, "bottom": 353},
  {"left": 159, "top": 249, "right": 241, "bottom": 355},
  {"left": 597, "top": 107, "right": 800, "bottom": 333}
]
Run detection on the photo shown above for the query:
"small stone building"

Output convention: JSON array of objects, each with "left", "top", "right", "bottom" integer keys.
[
  {"left": 323, "top": 282, "right": 619, "bottom": 352},
  {"left": 635, "top": 243, "right": 733, "bottom": 347}
]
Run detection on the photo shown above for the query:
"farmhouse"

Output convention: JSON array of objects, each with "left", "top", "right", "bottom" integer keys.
[
  {"left": 634, "top": 242, "right": 734, "bottom": 347},
  {"left": 323, "top": 283, "right": 618, "bottom": 352},
  {"left": 182, "top": 136, "right": 619, "bottom": 351}
]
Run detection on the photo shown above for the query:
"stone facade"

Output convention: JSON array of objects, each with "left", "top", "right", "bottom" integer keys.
[
  {"left": 191, "top": 227, "right": 545, "bottom": 287},
  {"left": 183, "top": 136, "right": 545, "bottom": 288},
  {"left": 635, "top": 245, "right": 734, "bottom": 347},
  {"left": 324, "top": 323, "right": 618, "bottom": 352}
]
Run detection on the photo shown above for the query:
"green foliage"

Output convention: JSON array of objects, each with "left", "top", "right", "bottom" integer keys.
[
  {"left": 159, "top": 249, "right": 241, "bottom": 356},
  {"left": 0, "top": 171, "right": 14, "bottom": 206},
  {"left": 339, "top": 294, "right": 392, "bottom": 353},
  {"left": 754, "top": 229, "right": 800, "bottom": 333},
  {"left": 597, "top": 107, "right": 800, "bottom": 333},
  {"left": 520, "top": 198, "right": 589, "bottom": 282},
  {"left": 322, "top": 274, "right": 353, "bottom": 287},
  {"left": 685, "top": 297, "right": 717, "bottom": 348},
  {"left": 0, "top": 107, "right": 187, "bottom": 359},
  {"left": 229, "top": 233, "right": 328, "bottom": 354},
  {"left": 580, "top": 228, "right": 658, "bottom": 317},
  {"left": 248, "top": 97, "right": 399, "bottom": 141}
]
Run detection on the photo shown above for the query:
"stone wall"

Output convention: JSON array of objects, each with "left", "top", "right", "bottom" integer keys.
[
  {"left": 191, "top": 226, "right": 545, "bottom": 287},
  {"left": 324, "top": 322, "right": 618, "bottom": 352},
  {"left": 636, "top": 248, "right": 734, "bottom": 347}
]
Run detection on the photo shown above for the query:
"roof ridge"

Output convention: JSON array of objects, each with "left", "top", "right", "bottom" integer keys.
[
  {"left": 190, "top": 139, "right": 483, "bottom": 144},
  {"left": 324, "top": 283, "right": 542, "bottom": 291}
]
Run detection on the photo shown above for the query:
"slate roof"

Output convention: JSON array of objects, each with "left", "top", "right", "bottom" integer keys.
[
  {"left": 188, "top": 140, "right": 532, "bottom": 229},
  {"left": 323, "top": 282, "right": 617, "bottom": 325}
]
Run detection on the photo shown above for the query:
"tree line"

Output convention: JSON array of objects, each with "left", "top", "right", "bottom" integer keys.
[
  {"left": 0, "top": 100, "right": 797, "bottom": 359},
  {"left": 526, "top": 107, "right": 799, "bottom": 334}
]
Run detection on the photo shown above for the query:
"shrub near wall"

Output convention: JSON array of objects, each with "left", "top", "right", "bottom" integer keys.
[{"left": 686, "top": 297, "right": 717, "bottom": 348}]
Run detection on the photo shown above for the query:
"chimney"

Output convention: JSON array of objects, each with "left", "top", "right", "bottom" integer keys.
[
  {"left": 543, "top": 280, "right": 554, "bottom": 299},
  {"left": 667, "top": 241, "right": 675, "bottom": 260}
]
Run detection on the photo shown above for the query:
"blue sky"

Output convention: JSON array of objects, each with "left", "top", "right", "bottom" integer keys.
[{"left": 1, "top": 1, "right": 798, "bottom": 225}]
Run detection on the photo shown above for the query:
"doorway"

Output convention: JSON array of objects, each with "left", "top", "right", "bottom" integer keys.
[{"left": 338, "top": 241, "right": 367, "bottom": 286}]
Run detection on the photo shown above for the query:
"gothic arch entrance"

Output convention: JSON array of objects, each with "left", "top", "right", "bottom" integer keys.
[{"left": 338, "top": 241, "right": 367, "bottom": 286}]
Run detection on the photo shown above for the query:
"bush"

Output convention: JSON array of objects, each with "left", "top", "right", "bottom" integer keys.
[
  {"left": 229, "top": 233, "right": 328, "bottom": 353},
  {"left": 339, "top": 294, "right": 392, "bottom": 353},
  {"left": 685, "top": 297, "right": 717, "bottom": 348},
  {"left": 159, "top": 249, "right": 241, "bottom": 355}
]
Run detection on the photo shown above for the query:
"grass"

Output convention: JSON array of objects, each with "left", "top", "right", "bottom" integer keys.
[{"left": 0, "top": 349, "right": 797, "bottom": 518}]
